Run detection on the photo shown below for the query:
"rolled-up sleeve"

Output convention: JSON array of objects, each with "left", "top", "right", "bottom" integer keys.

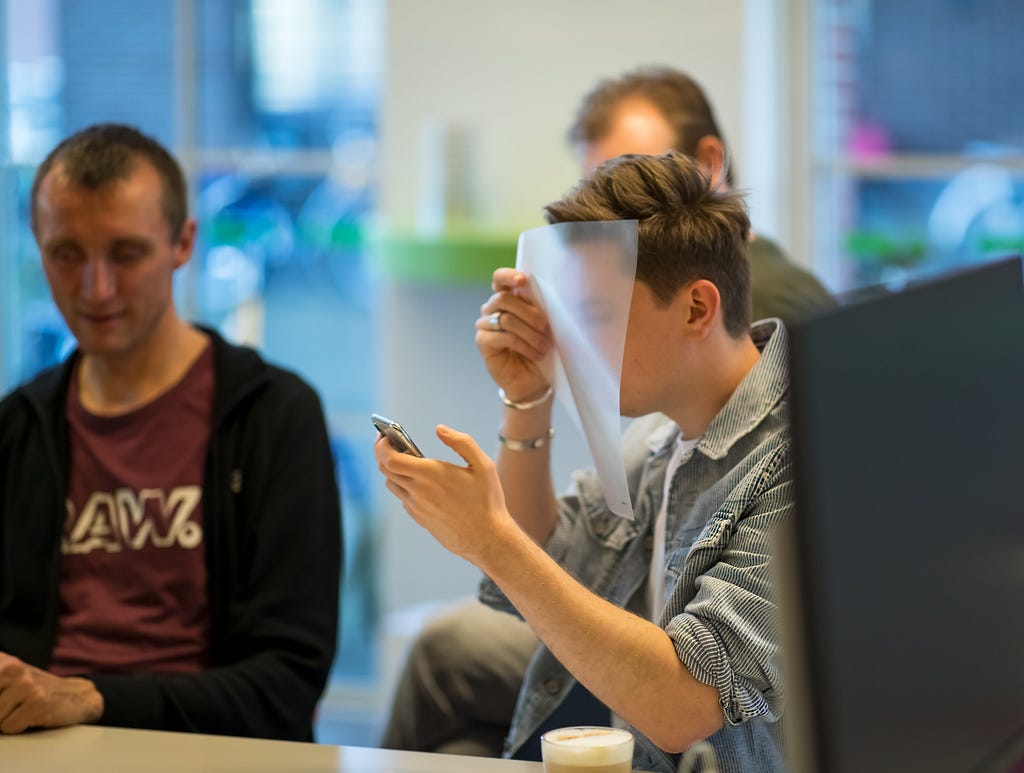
[{"left": 664, "top": 451, "right": 793, "bottom": 726}]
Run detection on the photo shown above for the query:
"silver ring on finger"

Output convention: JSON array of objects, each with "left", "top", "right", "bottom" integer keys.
[{"left": 488, "top": 311, "right": 504, "bottom": 332}]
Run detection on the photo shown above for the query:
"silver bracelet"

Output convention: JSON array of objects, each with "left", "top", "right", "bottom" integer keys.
[
  {"left": 498, "top": 386, "right": 553, "bottom": 410},
  {"left": 498, "top": 427, "right": 554, "bottom": 451}
]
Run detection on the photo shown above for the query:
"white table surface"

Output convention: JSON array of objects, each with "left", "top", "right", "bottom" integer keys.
[{"left": 0, "top": 725, "right": 546, "bottom": 773}]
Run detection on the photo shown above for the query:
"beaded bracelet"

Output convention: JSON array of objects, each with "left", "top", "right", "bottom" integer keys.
[
  {"left": 498, "top": 427, "right": 555, "bottom": 451},
  {"left": 498, "top": 386, "right": 554, "bottom": 410}
]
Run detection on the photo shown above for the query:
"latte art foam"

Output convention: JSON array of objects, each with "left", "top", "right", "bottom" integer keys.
[{"left": 541, "top": 726, "right": 634, "bottom": 770}]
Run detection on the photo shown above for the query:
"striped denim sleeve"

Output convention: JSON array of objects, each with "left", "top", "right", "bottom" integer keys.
[{"left": 664, "top": 443, "right": 794, "bottom": 726}]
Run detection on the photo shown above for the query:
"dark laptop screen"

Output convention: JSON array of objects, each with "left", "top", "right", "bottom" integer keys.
[{"left": 786, "top": 257, "right": 1024, "bottom": 773}]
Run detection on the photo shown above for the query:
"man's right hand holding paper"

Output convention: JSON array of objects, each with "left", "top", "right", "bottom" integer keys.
[{"left": 474, "top": 268, "right": 559, "bottom": 544}]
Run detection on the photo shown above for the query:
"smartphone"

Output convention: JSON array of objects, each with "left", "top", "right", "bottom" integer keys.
[{"left": 371, "top": 413, "right": 424, "bottom": 457}]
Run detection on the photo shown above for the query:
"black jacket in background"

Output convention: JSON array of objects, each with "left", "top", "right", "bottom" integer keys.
[
  {"left": 748, "top": 235, "right": 835, "bottom": 325},
  {"left": 0, "top": 327, "right": 342, "bottom": 741}
]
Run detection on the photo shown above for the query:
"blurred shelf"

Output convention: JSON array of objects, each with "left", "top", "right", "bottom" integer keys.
[
  {"left": 814, "top": 154, "right": 1024, "bottom": 180},
  {"left": 372, "top": 230, "right": 521, "bottom": 284}
]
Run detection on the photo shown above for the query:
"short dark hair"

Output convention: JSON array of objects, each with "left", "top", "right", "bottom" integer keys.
[
  {"left": 568, "top": 66, "right": 735, "bottom": 187},
  {"left": 30, "top": 123, "right": 189, "bottom": 240},
  {"left": 544, "top": 151, "right": 751, "bottom": 337}
]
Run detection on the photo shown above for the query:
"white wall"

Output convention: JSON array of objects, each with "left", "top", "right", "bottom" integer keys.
[
  {"left": 382, "top": 0, "right": 749, "bottom": 233},
  {"left": 375, "top": 0, "right": 793, "bottom": 618}
]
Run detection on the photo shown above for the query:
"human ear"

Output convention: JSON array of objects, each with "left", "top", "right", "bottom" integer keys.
[
  {"left": 694, "top": 136, "right": 726, "bottom": 189},
  {"left": 684, "top": 280, "right": 721, "bottom": 337},
  {"left": 172, "top": 219, "right": 198, "bottom": 269}
]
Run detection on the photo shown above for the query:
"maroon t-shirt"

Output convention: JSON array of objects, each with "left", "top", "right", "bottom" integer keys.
[{"left": 50, "top": 343, "right": 215, "bottom": 676}]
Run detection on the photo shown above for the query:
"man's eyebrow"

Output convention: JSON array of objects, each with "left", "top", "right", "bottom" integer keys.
[
  {"left": 579, "top": 298, "right": 615, "bottom": 311},
  {"left": 41, "top": 237, "right": 80, "bottom": 253},
  {"left": 41, "top": 236, "right": 155, "bottom": 252},
  {"left": 110, "top": 237, "right": 154, "bottom": 250}
]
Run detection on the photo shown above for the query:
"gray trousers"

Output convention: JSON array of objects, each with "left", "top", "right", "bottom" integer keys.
[{"left": 379, "top": 600, "right": 538, "bottom": 757}]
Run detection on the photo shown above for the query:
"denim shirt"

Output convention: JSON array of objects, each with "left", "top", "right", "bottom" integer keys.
[{"left": 480, "top": 320, "right": 793, "bottom": 773}]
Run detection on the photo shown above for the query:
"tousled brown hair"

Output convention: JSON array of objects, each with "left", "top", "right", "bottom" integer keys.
[{"left": 544, "top": 151, "right": 751, "bottom": 337}]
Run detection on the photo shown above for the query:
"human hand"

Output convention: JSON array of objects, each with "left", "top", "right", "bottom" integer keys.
[
  {"left": 0, "top": 652, "right": 103, "bottom": 734},
  {"left": 374, "top": 425, "right": 520, "bottom": 567},
  {"left": 475, "top": 268, "right": 554, "bottom": 404}
]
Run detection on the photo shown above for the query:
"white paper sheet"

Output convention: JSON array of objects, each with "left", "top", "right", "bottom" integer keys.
[{"left": 515, "top": 220, "right": 638, "bottom": 519}]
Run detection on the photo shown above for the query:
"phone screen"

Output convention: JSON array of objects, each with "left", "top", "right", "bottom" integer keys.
[{"left": 371, "top": 413, "right": 424, "bottom": 457}]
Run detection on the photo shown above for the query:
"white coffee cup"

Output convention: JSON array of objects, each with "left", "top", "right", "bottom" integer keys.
[{"left": 540, "top": 726, "right": 635, "bottom": 773}]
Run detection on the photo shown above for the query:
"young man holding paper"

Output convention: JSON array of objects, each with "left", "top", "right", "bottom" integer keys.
[{"left": 375, "top": 151, "right": 793, "bottom": 772}]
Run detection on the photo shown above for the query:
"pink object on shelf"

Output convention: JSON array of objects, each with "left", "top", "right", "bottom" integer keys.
[{"left": 847, "top": 119, "right": 892, "bottom": 159}]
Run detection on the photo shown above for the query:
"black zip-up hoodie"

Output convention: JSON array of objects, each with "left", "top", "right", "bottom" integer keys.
[{"left": 0, "top": 328, "right": 341, "bottom": 741}]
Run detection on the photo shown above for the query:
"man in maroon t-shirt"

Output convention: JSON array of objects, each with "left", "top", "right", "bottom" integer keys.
[
  {"left": 0, "top": 125, "right": 341, "bottom": 739},
  {"left": 52, "top": 342, "right": 215, "bottom": 678}
]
